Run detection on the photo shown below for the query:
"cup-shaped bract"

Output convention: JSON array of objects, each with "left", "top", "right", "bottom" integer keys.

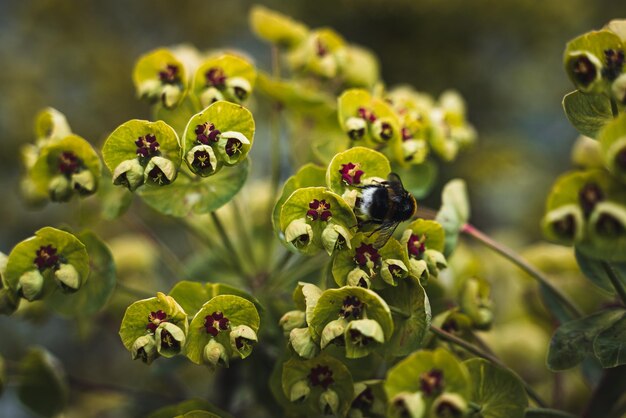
[
  {"left": 103, "top": 120, "right": 181, "bottom": 191},
  {"left": 309, "top": 286, "right": 394, "bottom": 350},
  {"left": 119, "top": 292, "right": 189, "bottom": 364},
  {"left": 287, "top": 28, "right": 346, "bottom": 79},
  {"left": 279, "top": 187, "right": 357, "bottom": 255},
  {"left": 429, "top": 90, "right": 476, "bottom": 162},
  {"left": 4, "top": 227, "right": 89, "bottom": 302},
  {"left": 192, "top": 54, "right": 257, "bottom": 107},
  {"left": 599, "top": 113, "right": 626, "bottom": 183},
  {"left": 563, "top": 30, "right": 624, "bottom": 94},
  {"left": 459, "top": 277, "right": 493, "bottom": 330},
  {"left": 33, "top": 107, "right": 72, "bottom": 145},
  {"left": 185, "top": 294, "right": 260, "bottom": 365},
  {"left": 289, "top": 327, "right": 319, "bottom": 359},
  {"left": 344, "top": 319, "right": 385, "bottom": 359},
  {"left": 249, "top": 5, "right": 309, "bottom": 49},
  {"left": 133, "top": 48, "right": 187, "bottom": 108},
  {"left": 29, "top": 135, "right": 102, "bottom": 202},
  {"left": 281, "top": 354, "right": 354, "bottom": 416},
  {"left": 401, "top": 219, "right": 447, "bottom": 281},
  {"left": 182, "top": 101, "right": 255, "bottom": 176},
  {"left": 326, "top": 147, "right": 391, "bottom": 198}
]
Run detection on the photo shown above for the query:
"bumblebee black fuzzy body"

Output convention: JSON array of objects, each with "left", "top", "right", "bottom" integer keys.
[{"left": 357, "top": 173, "right": 417, "bottom": 247}]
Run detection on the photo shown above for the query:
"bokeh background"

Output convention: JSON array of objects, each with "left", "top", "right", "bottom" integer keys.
[{"left": 0, "top": 0, "right": 625, "bottom": 416}]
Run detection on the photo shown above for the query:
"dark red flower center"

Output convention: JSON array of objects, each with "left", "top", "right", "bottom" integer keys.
[
  {"left": 340, "top": 162, "right": 365, "bottom": 185},
  {"left": 192, "top": 150, "right": 213, "bottom": 169},
  {"left": 306, "top": 199, "right": 332, "bottom": 221},
  {"left": 419, "top": 369, "right": 444, "bottom": 397},
  {"left": 603, "top": 49, "right": 625, "bottom": 81},
  {"left": 195, "top": 122, "right": 220, "bottom": 144},
  {"left": 58, "top": 152, "right": 81, "bottom": 175},
  {"left": 349, "top": 329, "right": 373, "bottom": 346},
  {"left": 401, "top": 126, "right": 413, "bottom": 141},
  {"left": 225, "top": 137, "right": 243, "bottom": 157},
  {"left": 135, "top": 134, "right": 160, "bottom": 159},
  {"left": 308, "top": 364, "right": 334, "bottom": 389},
  {"left": 147, "top": 310, "right": 168, "bottom": 333},
  {"left": 158, "top": 64, "right": 180, "bottom": 84},
  {"left": 357, "top": 107, "right": 377, "bottom": 123},
  {"left": 205, "top": 67, "right": 227, "bottom": 89},
  {"left": 352, "top": 387, "right": 375, "bottom": 411},
  {"left": 579, "top": 182, "right": 603, "bottom": 218},
  {"left": 407, "top": 233, "right": 426, "bottom": 257},
  {"left": 204, "top": 311, "right": 230, "bottom": 337},
  {"left": 339, "top": 295, "right": 364, "bottom": 319},
  {"left": 572, "top": 55, "right": 597, "bottom": 86},
  {"left": 379, "top": 122, "right": 393, "bottom": 140},
  {"left": 160, "top": 329, "right": 180, "bottom": 349},
  {"left": 316, "top": 39, "right": 328, "bottom": 57},
  {"left": 34, "top": 245, "right": 60, "bottom": 270},
  {"left": 354, "top": 243, "right": 381, "bottom": 267}
]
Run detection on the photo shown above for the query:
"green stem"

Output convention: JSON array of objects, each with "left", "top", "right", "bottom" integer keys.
[
  {"left": 610, "top": 97, "right": 619, "bottom": 119},
  {"left": 270, "top": 45, "right": 283, "bottom": 200},
  {"left": 272, "top": 250, "right": 295, "bottom": 277},
  {"left": 430, "top": 325, "right": 548, "bottom": 408},
  {"left": 602, "top": 262, "right": 626, "bottom": 306},
  {"left": 389, "top": 305, "right": 411, "bottom": 319},
  {"left": 231, "top": 198, "right": 259, "bottom": 272},
  {"left": 462, "top": 223, "right": 583, "bottom": 319},
  {"left": 210, "top": 211, "right": 248, "bottom": 277}
]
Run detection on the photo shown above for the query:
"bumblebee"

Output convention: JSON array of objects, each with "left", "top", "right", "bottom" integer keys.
[{"left": 357, "top": 173, "right": 417, "bottom": 248}]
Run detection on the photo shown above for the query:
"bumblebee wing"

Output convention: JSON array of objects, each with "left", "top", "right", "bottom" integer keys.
[{"left": 372, "top": 221, "right": 400, "bottom": 249}]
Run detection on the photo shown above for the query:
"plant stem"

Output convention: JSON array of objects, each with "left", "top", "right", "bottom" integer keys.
[
  {"left": 210, "top": 211, "right": 247, "bottom": 277},
  {"left": 270, "top": 45, "right": 283, "bottom": 200},
  {"left": 461, "top": 223, "right": 583, "bottom": 319},
  {"left": 430, "top": 325, "right": 548, "bottom": 408},
  {"left": 610, "top": 97, "right": 619, "bottom": 119},
  {"left": 232, "top": 197, "right": 259, "bottom": 272},
  {"left": 602, "top": 262, "right": 626, "bottom": 306}
]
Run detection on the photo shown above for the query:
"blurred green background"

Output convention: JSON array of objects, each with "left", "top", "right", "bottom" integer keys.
[{"left": 0, "top": 0, "right": 624, "bottom": 416}]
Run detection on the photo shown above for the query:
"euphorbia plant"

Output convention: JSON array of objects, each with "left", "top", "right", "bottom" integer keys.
[{"left": 2, "top": 5, "right": 625, "bottom": 418}]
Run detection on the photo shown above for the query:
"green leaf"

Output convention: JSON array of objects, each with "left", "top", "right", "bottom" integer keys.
[
  {"left": 292, "top": 282, "right": 323, "bottom": 326},
  {"left": 593, "top": 311, "right": 626, "bottom": 367},
  {"left": 547, "top": 308, "right": 625, "bottom": 370},
  {"left": 17, "top": 348, "right": 69, "bottom": 417},
  {"left": 119, "top": 292, "right": 188, "bottom": 353},
  {"left": 249, "top": 5, "right": 309, "bottom": 48},
  {"left": 379, "top": 276, "right": 431, "bottom": 356},
  {"left": 4, "top": 227, "right": 89, "bottom": 299},
  {"left": 575, "top": 248, "right": 626, "bottom": 293},
  {"left": 138, "top": 159, "right": 248, "bottom": 216},
  {"left": 562, "top": 90, "right": 613, "bottom": 139},
  {"left": 181, "top": 101, "right": 254, "bottom": 175},
  {"left": 436, "top": 179, "right": 470, "bottom": 256},
  {"left": 97, "top": 172, "right": 134, "bottom": 220},
  {"left": 168, "top": 280, "right": 260, "bottom": 317},
  {"left": 281, "top": 354, "right": 354, "bottom": 416},
  {"left": 326, "top": 146, "right": 391, "bottom": 196},
  {"left": 273, "top": 164, "right": 326, "bottom": 240},
  {"left": 309, "top": 286, "right": 393, "bottom": 342},
  {"left": 46, "top": 231, "right": 115, "bottom": 316},
  {"left": 524, "top": 408, "right": 578, "bottom": 418},
  {"left": 147, "top": 399, "right": 234, "bottom": 418},
  {"left": 185, "top": 295, "right": 260, "bottom": 365},
  {"left": 464, "top": 358, "right": 528, "bottom": 418},
  {"left": 391, "top": 160, "right": 437, "bottom": 199},
  {"left": 384, "top": 347, "right": 471, "bottom": 401}
]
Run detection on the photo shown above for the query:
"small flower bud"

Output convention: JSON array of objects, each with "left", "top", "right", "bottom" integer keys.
[
  {"left": 290, "top": 379, "right": 311, "bottom": 403},
  {"left": 321, "top": 223, "right": 353, "bottom": 255},
  {"left": 380, "top": 259, "right": 409, "bottom": 285},
  {"left": 321, "top": 318, "right": 348, "bottom": 349},
  {"left": 431, "top": 393, "right": 468, "bottom": 418},
  {"left": 347, "top": 267, "right": 371, "bottom": 288},
  {"left": 113, "top": 158, "right": 145, "bottom": 191},
  {"left": 54, "top": 263, "right": 81, "bottom": 292},
  {"left": 144, "top": 156, "right": 177, "bottom": 186},
  {"left": 424, "top": 250, "right": 447, "bottom": 277},
  {"left": 203, "top": 339, "right": 229, "bottom": 368},
  {"left": 230, "top": 324, "right": 258, "bottom": 359},
  {"left": 48, "top": 174, "right": 72, "bottom": 202},
  {"left": 344, "top": 319, "right": 384, "bottom": 359},
  {"left": 460, "top": 277, "right": 493, "bottom": 330},
  {"left": 217, "top": 131, "right": 251, "bottom": 165},
  {"left": 70, "top": 170, "right": 96, "bottom": 195},
  {"left": 371, "top": 118, "right": 394, "bottom": 142},
  {"left": 200, "top": 87, "right": 225, "bottom": 107},
  {"left": 285, "top": 218, "right": 314, "bottom": 250},
  {"left": 389, "top": 392, "right": 426, "bottom": 418},
  {"left": 408, "top": 259, "right": 429, "bottom": 283},
  {"left": 319, "top": 388, "right": 340, "bottom": 415},
  {"left": 161, "top": 84, "right": 182, "bottom": 108},
  {"left": 155, "top": 322, "right": 186, "bottom": 358},
  {"left": 187, "top": 144, "right": 218, "bottom": 176},
  {"left": 289, "top": 327, "right": 319, "bottom": 359},
  {"left": 18, "top": 269, "right": 45, "bottom": 301},
  {"left": 345, "top": 117, "right": 367, "bottom": 140},
  {"left": 226, "top": 77, "right": 252, "bottom": 102},
  {"left": 131, "top": 334, "right": 158, "bottom": 365},
  {"left": 279, "top": 310, "right": 306, "bottom": 334}
]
